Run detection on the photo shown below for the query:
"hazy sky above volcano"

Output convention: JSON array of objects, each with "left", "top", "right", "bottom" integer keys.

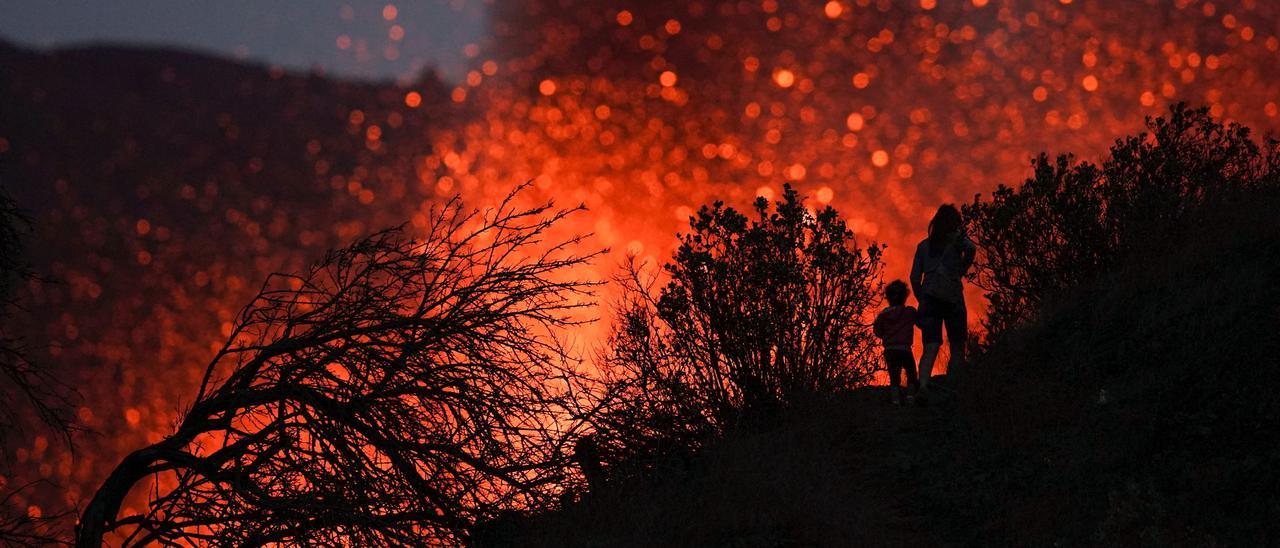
[{"left": 0, "top": 1, "right": 489, "bottom": 82}]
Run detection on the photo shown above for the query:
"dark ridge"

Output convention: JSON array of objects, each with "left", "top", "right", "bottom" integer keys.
[
  {"left": 0, "top": 43, "right": 456, "bottom": 514},
  {"left": 489, "top": 188, "right": 1280, "bottom": 546}
]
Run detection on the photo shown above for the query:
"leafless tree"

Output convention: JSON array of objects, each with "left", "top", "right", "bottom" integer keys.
[
  {"left": 0, "top": 480, "right": 73, "bottom": 547},
  {"left": 0, "top": 186, "right": 76, "bottom": 547},
  {"left": 0, "top": 186, "right": 75, "bottom": 445},
  {"left": 76, "top": 185, "right": 602, "bottom": 546}
]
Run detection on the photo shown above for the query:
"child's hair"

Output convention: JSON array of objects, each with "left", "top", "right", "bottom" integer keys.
[{"left": 885, "top": 280, "right": 909, "bottom": 306}]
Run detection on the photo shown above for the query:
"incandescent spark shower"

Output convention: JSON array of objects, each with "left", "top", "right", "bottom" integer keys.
[{"left": 2, "top": 0, "right": 1280, "bottom": 536}]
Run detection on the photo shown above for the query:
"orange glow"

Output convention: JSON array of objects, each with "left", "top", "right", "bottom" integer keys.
[
  {"left": 774, "top": 68, "right": 796, "bottom": 88},
  {"left": 824, "top": 1, "right": 843, "bottom": 19},
  {"left": 404, "top": 91, "right": 422, "bottom": 108},
  {"left": 1082, "top": 75, "right": 1100, "bottom": 91},
  {"left": 846, "top": 112, "right": 865, "bottom": 131},
  {"left": 538, "top": 79, "right": 557, "bottom": 96},
  {"left": 17, "top": 0, "right": 1280, "bottom": 531}
]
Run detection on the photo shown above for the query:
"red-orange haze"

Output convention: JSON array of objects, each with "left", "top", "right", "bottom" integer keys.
[{"left": 9, "top": 0, "right": 1280, "bottom": 524}]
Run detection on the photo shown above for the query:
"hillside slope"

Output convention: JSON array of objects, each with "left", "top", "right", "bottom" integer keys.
[
  {"left": 0, "top": 40, "right": 453, "bottom": 512},
  {"left": 954, "top": 189, "right": 1280, "bottom": 546},
  {"left": 495, "top": 190, "right": 1280, "bottom": 547}
]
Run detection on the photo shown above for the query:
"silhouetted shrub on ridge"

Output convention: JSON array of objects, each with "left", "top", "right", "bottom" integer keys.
[
  {"left": 590, "top": 185, "right": 883, "bottom": 472},
  {"left": 965, "top": 103, "right": 1280, "bottom": 337},
  {"left": 501, "top": 106, "right": 1280, "bottom": 548}
]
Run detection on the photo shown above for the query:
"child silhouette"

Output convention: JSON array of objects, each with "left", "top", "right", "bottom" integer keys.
[{"left": 873, "top": 280, "right": 919, "bottom": 405}]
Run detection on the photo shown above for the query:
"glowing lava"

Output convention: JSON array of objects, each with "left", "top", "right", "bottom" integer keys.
[{"left": 7, "top": 0, "right": 1280, "bottom": 524}]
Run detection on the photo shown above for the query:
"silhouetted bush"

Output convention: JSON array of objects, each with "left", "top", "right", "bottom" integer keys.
[
  {"left": 965, "top": 104, "right": 1280, "bottom": 337},
  {"left": 591, "top": 185, "right": 882, "bottom": 471},
  {"left": 76, "top": 187, "right": 601, "bottom": 546},
  {"left": 958, "top": 185, "right": 1280, "bottom": 545}
]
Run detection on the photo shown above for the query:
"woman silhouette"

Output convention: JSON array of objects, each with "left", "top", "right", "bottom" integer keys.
[{"left": 909, "top": 204, "right": 976, "bottom": 392}]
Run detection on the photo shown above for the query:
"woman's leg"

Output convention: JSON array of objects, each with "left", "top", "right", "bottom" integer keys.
[
  {"left": 903, "top": 352, "right": 919, "bottom": 391},
  {"left": 916, "top": 296, "right": 946, "bottom": 390},
  {"left": 918, "top": 345, "right": 939, "bottom": 390}
]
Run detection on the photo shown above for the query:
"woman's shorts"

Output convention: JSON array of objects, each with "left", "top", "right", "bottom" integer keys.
[{"left": 918, "top": 294, "right": 967, "bottom": 345}]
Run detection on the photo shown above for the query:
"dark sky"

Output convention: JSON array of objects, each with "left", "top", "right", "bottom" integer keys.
[{"left": 0, "top": 1, "right": 490, "bottom": 82}]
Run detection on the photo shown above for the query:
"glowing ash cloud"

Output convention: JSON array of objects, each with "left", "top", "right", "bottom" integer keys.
[{"left": 7, "top": 0, "right": 1280, "bottom": 522}]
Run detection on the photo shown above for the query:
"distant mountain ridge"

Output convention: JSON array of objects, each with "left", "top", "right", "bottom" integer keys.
[{"left": 0, "top": 40, "right": 455, "bottom": 514}]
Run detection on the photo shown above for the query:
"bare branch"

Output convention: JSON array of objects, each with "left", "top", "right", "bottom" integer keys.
[{"left": 77, "top": 185, "right": 602, "bottom": 546}]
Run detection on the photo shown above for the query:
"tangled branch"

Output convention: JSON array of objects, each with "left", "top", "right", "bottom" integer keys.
[{"left": 77, "top": 185, "right": 601, "bottom": 546}]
